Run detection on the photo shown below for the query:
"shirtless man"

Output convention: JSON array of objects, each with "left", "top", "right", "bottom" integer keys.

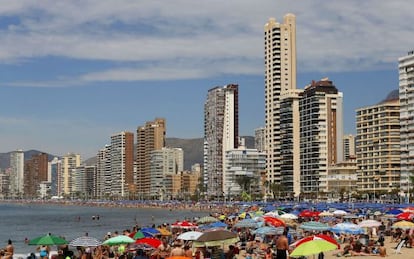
[
  {"left": 3, "top": 239, "right": 14, "bottom": 259},
  {"left": 275, "top": 230, "right": 289, "bottom": 259}
]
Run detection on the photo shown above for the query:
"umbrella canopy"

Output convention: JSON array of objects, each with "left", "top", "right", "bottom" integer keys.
[
  {"left": 358, "top": 219, "right": 382, "bottom": 228},
  {"left": 176, "top": 231, "right": 203, "bottom": 241},
  {"left": 140, "top": 227, "right": 161, "bottom": 236},
  {"left": 386, "top": 209, "right": 403, "bottom": 215},
  {"left": 69, "top": 236, "right": 102, "bottom": 247},
  {"left": 28, "top": 234, "right": 68, "bottom": 246},
  {"left": 299, "top": 221, "right": 330, "bottom": 231},
  {"left": 279, "top": 213, "right": 298, "bottom": 220},
  {"left": 132, "top": 230, "right": 152, "bottom": 239},
  {"left": 290, "top": 239, "right": 338, "bottom": 257},
  {"left": 318, "top": 211, "right": 334, "bottom": 217},
  {"left": 291, "top": 234, "right": 340, "bottom": 249},
  {"left": 197, "top": 216, "right": 218, "bottom": 224},
  {"left": 171, "top": 221, "right": 198, "bottom": 229},
  {"left": 298, "top": 210, "right": 320, "bottom": 218},
  {"left": 156, "top": 228, "right": 172, "bottom": 236},
  {"left": 103, "top": 235, "right": 135, "bottom": 246},
  {"left": 233, "top": 218, "right": 258, "bottom": 228},
  {"left": 262, "top": 216, "right": 285, "bottom": 227},
  {"left": 253, "top": 226, "right": 281, "bottom": 236},
  {"left": 392, "top": 220, "right": 414, "bottom": 229},
  {"left": 332, "top": 210, "right": 348, "bottom": 216},
  {"left": 135, "top": 237, "right": 162, "bottom": 248},
  {"left": 194, "top": 230, "right": 239, "bottom": 247},
  {"left": 396, "top": 212, "right": 414, "bottom": 221},
  {"left": 331, "top": 223, "right": 364, "bottom": 234}
]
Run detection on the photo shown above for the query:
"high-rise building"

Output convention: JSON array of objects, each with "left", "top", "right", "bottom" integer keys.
[
  {"left": 254, "top": 127, "right": 265, "bottom": 152},
  {"left": 264, "top": 14, "right": 297, "bottom": 184},
  {"left": 62, "top": 153, "right": 81, "bottom": 195},
  {"left": 110, "top": 131, "right": 134, "bottom": 198},
  {"left": 48, "top": 157, "right": 62, "bottom": 197},
  {"left": 343, "top": 134, "right": 356, "bottom": 161},
  {"left": 136, "top": 118, "right": 166, "bottom": 199},
  {"left": 24, "top": 153, "right": 48, "bottom": 198},
  {"left": 299, "top": 78, "right": 343, "bottom": 198},
  {"left": 96, "top": 145, "right": 111, "bottom": 199},
  {"left": 204, "top": 84, "right": 239, "bottom": 198},
  {"left": 150, "top": 147, "right": 183, "bottom": 199},
  {"left": 357, "top": 93, "right": 400, "bottom": 199},
  {"left": 9, "top": 150, "right": 24, "bottom": 198},
  {"left": 280, "top": 89, "right": 303, "bottom": 198},
  {"left": 399, "top": 50, "right": 414, "bottom": 202}
]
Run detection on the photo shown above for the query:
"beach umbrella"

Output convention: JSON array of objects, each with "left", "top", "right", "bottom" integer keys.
[
  {"left": 103, "top": 235, "right": 135, "bottom": 246},
  {"left": 233, "top": 218, "right": 258, "bottom": 228},
  {"left": 298, "top": 210, "right": 320, "bottom": 218},
  {"left": 156, "top": 228, "right": 172, "bottom": 236},
  {"left": 171, "top": 221, "right": 198, "bottom": 229},
  {"left": 396, "top": 212, "right": 414, "bottom": 221},
  {"left": 331, "top": 223, "right": 364, "bottom": 234},
  {"left": 193, "top": 230, "right": 239, "bottom": 247},
  {"left": 332, "top": 209, "right": 348, "bottom": 216},
  {"left": 177, "top": 231, "right": 203, "bottom": 241},
  {"left": 140, "top": 227, "right": 161, "bottom": 236},
  {"left": 318, "top": 211, "right": 334, "bottom": 217},
  {"left": 392, "top": 220, "right": 414, "bottom": 229},
  {"left": 299, "top": 221, "right": 330, "bottom": 231},
  {"left": 279, "top": 213, "right": 298, "bottom": 220},
  {"left": 253, "top": 226, "right": 281, "bottom": 236},
  {"left": 135, "top": 237, "right": 162, "bottom": 248},
  {"left": 290, "top": 239, "right": 338, "bottom": 257},
  {"left": 386, "top": 209, "right": 403, "bottom": 215},
  {"left": 29, "top": 234, "right": 68, "bottom": 246},
  {"left": 291, "top": 234, "right": 340, "bottom": 249},
  {"left": 403, "top": 206, "right": 414, "bottom": 213},
  {"left": 262, "top": 216, "right": 285, "bottom": 227},
  {"left": 358, "top": 219, "right": 382, "bottom": 228},
  {"left": 69, "top": 236, "right": 102, "bottom": 247},
  {"left": 197, "top": 216, "right": 218, "bottom": 224}
]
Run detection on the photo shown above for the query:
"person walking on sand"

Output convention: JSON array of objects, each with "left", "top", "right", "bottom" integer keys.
[{"left": 275, "top": 229, "right": 289, "bottom": 259}]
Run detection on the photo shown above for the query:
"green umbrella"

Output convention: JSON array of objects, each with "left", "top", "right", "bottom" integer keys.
[
  {"left": 103, "top": 235, "right": 135, "bottom": 246},
  {"left": 290, "top": 239, "right": 338, "bottom": 257},
  {"left": 28, "top": 234, "right": 68, "bottom": 246},
  {"left": 133, "top": 231, "right": 145, "bottom": 239}
]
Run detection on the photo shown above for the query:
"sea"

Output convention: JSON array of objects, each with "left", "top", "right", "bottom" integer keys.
[{"left": 0, "top": 202, "right": 209, "bottom": 256}]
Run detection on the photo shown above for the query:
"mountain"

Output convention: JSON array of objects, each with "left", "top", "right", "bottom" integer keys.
[
  {"left": 0, "top": 150, "right": 56, "bottom": 169},
  {"left": 1, "top": 136, "right": 255, "bottom": 170}
]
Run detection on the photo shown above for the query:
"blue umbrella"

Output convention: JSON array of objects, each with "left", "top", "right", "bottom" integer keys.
[
  {"left": 233, "top": 218, "right": 258, "bottom": 229},
  {"left": 386, "top": 209, "right": 403, "bottom": 215},
  {"left": 331, "top": 223, "right": 364, "bottom": 234},
  {"left": 140, "top": 227, "right": 160, "bottom": 236},
  {"left": 299, "top": 221, "right": 330, "bottom": 231},
  {"left": 253, "top": 226, "right": 281, "bottom": 236}
]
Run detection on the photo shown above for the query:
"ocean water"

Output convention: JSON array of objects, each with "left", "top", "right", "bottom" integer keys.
[{"left": 0, "top": 202, "right": 209, "bottom": 255}]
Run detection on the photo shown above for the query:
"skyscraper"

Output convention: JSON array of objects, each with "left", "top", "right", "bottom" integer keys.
[
  {"left": 399, "top": 50, "right": 414, "bottom": 202},
  {"left": 136, "top": 118, "right": 166, "bottom": 199},
  {"left": 24, "top": 152, "right": 48, "bottom": 198},
  {"left": 110, "top": 131, "right": 134, "bottom": 198},
  {"left": 299, "top": 78, "right": 343, "bottom": 198},
  {"left": 356, "top": 94, "right": 400, "bottom": 199},
  {"left": 264, "top": 14, "right": 297, "bottom": 184},
  {"left": 204, "top": 84, "right": 239, "bottom": 198},
  {"left": 62, "top": 153, "right": 81, "bottom": 195},
  {"left": 9, "top": 150, "right": 24, "bottom": 198},
  {"left": 96, "top": 145, "right": 111, "bottom": 199},
  {"left": 343, "top": 134, "right": 356, "bottom": 161}
]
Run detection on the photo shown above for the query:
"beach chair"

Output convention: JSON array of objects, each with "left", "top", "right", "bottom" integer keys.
[{"left": 394, "top": 239, "right": 405, "bottom": 254}]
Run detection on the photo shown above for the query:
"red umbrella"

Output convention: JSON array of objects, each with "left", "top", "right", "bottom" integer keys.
[
  {"left": 262, "top": 216, "right": 285, "bottom": 227},
  {"left": 396, "top": 212, "right": 414, "bottom": 221},
  {"left": 299, "top": 210, "right": 320, "bottom": 218},
  {"left": 135, "top": 237, "right": 162, "bottom": 248},
  {"left": 171, "top": 221, "right": 198, "bottom": 229},
  {"left": 292, "top": 234, "right": 340, "bottom": 249}
]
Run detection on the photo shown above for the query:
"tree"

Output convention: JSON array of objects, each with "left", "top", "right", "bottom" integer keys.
[
  {"left": 269, "top": 182, "right": 284, "bottom": 200},
  {"left": 235, "top": 175, "right": 254, "bottom": 194}
]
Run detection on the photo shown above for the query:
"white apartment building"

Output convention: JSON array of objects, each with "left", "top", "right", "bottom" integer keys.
[
  {"left": 62, "top": 153, "right": 81, "bottom": 195},
  {"left": 399, "top": 50, "right": 414, "bottom": 202},
  {"left": 9, "top": 150, "right": 24, "bottom": 198},
  {"left": 264, "top": 14, "right": 297, "bottom": 184}
]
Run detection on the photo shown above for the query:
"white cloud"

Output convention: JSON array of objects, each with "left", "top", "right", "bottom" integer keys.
[{"left": 0, "top": 0, "right": 412, "bottom": 83}]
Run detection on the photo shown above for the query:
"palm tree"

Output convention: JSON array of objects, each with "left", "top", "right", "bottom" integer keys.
[
  {"left": 269, "top": 182, "right": 284, "bottom": 200},
  {"left": 235, "top": 175, "right": 254, "bottom": 195}
]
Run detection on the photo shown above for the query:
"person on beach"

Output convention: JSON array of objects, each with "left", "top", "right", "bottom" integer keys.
[
  {"left": 3, "top": 239, "right": 14, "bottom": 259},
  {"left": 38, "top": 245, "right": 49, "bottom": 259},
  {"left": 275, "top": 229, "right": 289, "bottom": 259}
]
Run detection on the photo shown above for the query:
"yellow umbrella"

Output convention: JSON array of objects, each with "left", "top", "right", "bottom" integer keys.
[{"left": 392, "top": 220, "right": 414, "bottom": 229}]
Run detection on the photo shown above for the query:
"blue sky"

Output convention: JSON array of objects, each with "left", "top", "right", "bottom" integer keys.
[{"left": 0, "top": 1, "right": 411, "bottom": 159}]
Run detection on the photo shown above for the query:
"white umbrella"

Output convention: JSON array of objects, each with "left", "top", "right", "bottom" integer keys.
[
  {"left": 279, "top": 213, "right": 298, "bottom": 220},
  {"left": 176, "top": 231, "right": 203, "bottom": 241},
  {"left": 69, "top": 236, "right": 102, "bottom": 247},
  {"left": 333, "top": 210, "right": 348, "bottom": 216},
  {"left": 358, "top": 219, "right": 382, "bottom": 228}
]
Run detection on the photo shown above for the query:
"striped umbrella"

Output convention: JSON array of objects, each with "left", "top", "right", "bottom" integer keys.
[{"left": 69, "top": 236, "right": 102, "bottom": 247}]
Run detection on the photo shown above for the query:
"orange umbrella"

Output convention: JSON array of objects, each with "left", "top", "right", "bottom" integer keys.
[{"left": 262, "top": 216, "right": 285, "bottom": 227}]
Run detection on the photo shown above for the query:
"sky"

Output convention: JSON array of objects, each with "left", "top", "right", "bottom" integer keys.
[{"left": 0, "top": 0, "right": 412, "bottom": 159}]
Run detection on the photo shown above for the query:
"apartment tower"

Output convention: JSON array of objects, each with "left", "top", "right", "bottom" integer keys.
[
  {"left": 264, "top": 14, "right": 297, "bottom": 184},
  {"left": 62, "top": 153, "right": 81, "bottom": 195},
  {"left": 399, "top": 50, "right": 414, "bottom": 202},
  {"left": 136, "top": 118, "right": 166, "bottom": 199},
  {"left": 110, "top": 131, "right": 134, "bottom": 198},
  {"left": 357, "top": 92, "right": 400, "bottom": 200},
  {"left": 9, "top": 150, "right": 24, "bottom": 198},
  {"left": 23, "top": 153, "right": 48, "bottom": 198},
  {"left": 204, "top": 84, "right": 239, "bottom": 198},
  {"left": 299, "top": 78, "right": 343, "bottom": 198}
]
